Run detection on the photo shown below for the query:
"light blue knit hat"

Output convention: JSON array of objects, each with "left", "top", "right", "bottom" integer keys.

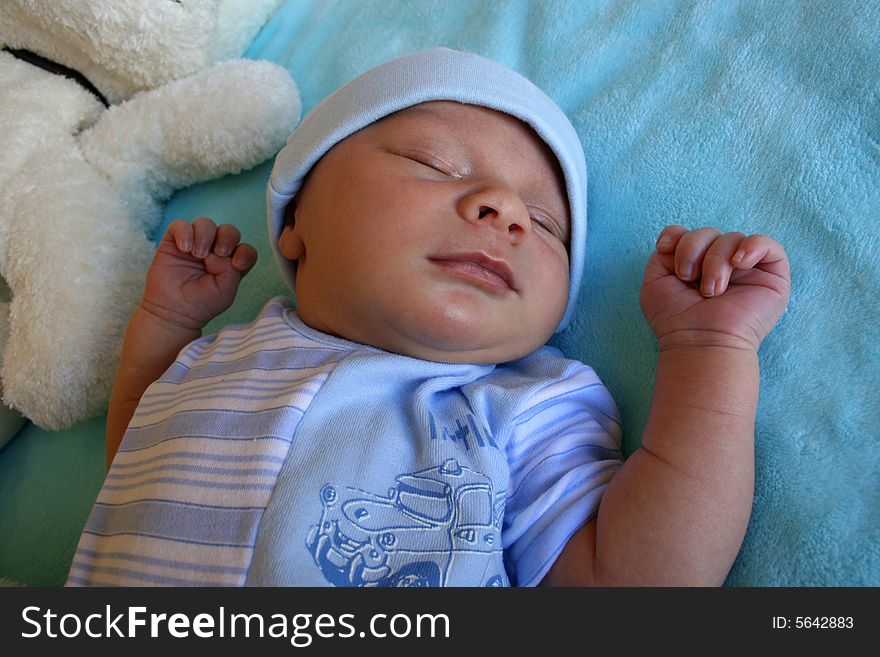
[{"left": 267, "top": 47, "right": 587, "bottom": 332}]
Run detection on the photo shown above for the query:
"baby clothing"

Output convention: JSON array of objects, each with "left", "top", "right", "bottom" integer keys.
[{"left": 67, "top": 298, "right": 622, "bottom": 587}]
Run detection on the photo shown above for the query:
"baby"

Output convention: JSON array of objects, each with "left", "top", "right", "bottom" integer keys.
[{"left": 68, "top": 48, "right": 790, "bottom": 587}]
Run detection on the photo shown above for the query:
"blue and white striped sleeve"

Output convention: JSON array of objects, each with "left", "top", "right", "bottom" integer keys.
[{"left": 501, "top": 355, "right": 623, "bottom": 586}]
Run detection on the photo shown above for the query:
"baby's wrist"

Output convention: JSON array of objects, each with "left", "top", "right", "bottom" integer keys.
[
  {"left": 653, "top": 340, "right": 761, "bottom": 421},
  {"left": 134, "top": 300, "right": 206, "bottom": 336},
  {"left": 656, "top": 329, "right": 760, "bottom": 354}
]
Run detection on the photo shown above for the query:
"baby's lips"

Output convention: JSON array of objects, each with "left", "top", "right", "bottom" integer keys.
[{"left": 429, "top": 252, "right": 516, "bottom": 292}]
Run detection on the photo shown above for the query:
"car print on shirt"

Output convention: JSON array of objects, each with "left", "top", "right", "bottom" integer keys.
[{"left": 306, "top": 458, "right": 507, "bottom": 587}]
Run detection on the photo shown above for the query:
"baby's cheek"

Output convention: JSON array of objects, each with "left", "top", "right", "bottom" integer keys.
[{"left": 540, "top": 252, "right": 569, "bottom": 313}]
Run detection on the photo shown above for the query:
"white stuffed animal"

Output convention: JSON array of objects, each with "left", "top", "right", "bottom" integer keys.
[{"left": 0, "top": 0, "right": 301, "bottom": 442}]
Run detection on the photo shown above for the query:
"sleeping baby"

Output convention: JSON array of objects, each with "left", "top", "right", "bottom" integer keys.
[{"left": 67, "top": 48, "right": 790, "bottom": 587}]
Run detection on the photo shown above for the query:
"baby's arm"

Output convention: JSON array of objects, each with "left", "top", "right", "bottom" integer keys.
[
  {"left": 105, "top": 218, "right": 256, "bottom": 467},
  {"left": 544, "top": 226, "right": 791, "bottom": 585}
]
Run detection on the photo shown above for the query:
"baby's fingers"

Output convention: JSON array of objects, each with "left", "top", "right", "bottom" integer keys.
[
  {"left": 165, "top": 219, "right": 194, "bottom": 253},
  {"left": 231, "top": 243, "right": 258, "bottom": 274},
  {"left": 698, "top": 232, "right": 746, "bottom": 297},
  {"left": 191, "top": 216, "right": 219, "bottom": 259},
  {"left": 162, "top": 218, "right": 250, "bottom": 268},
  {"left": 655, "top": 225, "right": 689, "bottom": 254},
  {"left": 731, "top": 234, "right": 792, "bottom": 298},
  {"left": 673, "top": 227, "right": 722, "bottom": 281},
  {"left": 203, "top": 242, "right": 257, "bottom": 282},
  {"left": 732, "top": 235, "right": 789, "bottom": 275},
  {"left": 213, "top": 223, "right": 242, "bottom": 257}
]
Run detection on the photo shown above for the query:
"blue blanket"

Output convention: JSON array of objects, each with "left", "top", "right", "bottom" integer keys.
[{"left": 0, "top": 0, "right": 877, "bottom": 586}]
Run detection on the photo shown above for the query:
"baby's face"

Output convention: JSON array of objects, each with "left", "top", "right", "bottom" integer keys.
[{"left": 279, "top": 101, "right": 570, "bottom": 363}]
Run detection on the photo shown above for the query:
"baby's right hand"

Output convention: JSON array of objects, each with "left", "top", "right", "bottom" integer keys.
[{"left": 140, "top": 217, "right": 257, "bottom": 331}]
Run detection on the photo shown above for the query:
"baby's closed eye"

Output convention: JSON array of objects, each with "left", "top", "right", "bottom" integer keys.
[
  {"left": 528, "top": 207, "right": 567, "bottom": 244},
  {"left": 395, "top": 149, "right": 467, "bottom": 178}
]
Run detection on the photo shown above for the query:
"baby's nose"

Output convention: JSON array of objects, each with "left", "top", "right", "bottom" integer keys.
[{"left": 459, "top": 187, "right": 530, "bottom": 243}]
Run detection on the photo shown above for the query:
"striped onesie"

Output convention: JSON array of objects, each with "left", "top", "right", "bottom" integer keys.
[{"left": 67, "top": 297, "right": 622, "bottom": 587}]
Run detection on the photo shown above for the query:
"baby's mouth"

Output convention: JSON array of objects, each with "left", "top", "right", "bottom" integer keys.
[{"left": 429, "top": 253, "right": 515, "bottom": 293}]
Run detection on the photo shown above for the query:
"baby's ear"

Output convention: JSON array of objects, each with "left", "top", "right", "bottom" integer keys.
[{"left": 278, "top": 202, "right": 305, "bottom": 261}]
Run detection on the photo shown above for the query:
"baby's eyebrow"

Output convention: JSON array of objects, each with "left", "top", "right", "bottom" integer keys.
[
  {"left": 389, "top": 111, "right": 471, "bottom": 167},
  {"left": 385, "top": 106, "right": 452, "bottom": 141},
  {"left": 391, "top": 105, "right": 464, "bottom": 143},
  {"left": 395, "top": 103, "right": 455, "bottom": 123}
]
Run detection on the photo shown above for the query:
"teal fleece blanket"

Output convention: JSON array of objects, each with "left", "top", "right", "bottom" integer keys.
[{"left": 0, "top": 0, "right": 877, "bottom": 586}]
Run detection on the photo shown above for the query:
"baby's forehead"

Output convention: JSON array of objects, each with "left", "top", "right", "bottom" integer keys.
[{"left": 382, "top": 101, "right": 542, "bottom": 141}]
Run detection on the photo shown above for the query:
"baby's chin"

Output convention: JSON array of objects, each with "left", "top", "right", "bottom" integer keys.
[
  {"left": 371, "top": 304, "right": 551, "bottom": 365},
  {"left": 299, "top": 286, "right": 561, "bottom": 364}
]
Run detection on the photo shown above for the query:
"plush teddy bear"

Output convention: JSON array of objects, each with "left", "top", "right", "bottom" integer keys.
[{"left": 0, "top": 0, "right": 301, "bottom": 445}]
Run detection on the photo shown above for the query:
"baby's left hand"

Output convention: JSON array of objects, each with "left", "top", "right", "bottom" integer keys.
[{"left": 640, "top": 226, "right": 791, "bottom": 351}]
